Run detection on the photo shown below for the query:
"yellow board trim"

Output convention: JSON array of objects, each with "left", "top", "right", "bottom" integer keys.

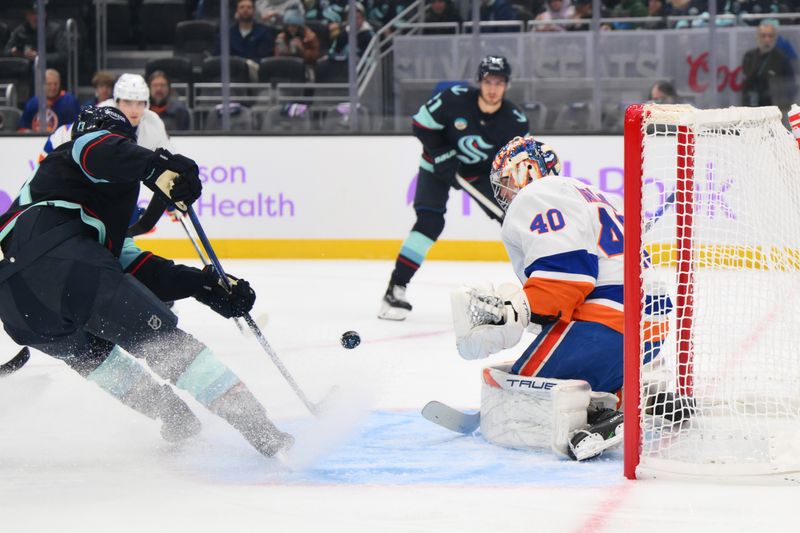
[
  {"left": 134, "top": 238, "right": 510, "bottom": 261},
  {"left": 646, "top": 243, "right": 800, "bottom": 271}
]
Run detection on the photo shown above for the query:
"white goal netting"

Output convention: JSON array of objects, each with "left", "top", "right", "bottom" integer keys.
[{"left": 633, "top": 104, "right": 800, "bottom": 479}]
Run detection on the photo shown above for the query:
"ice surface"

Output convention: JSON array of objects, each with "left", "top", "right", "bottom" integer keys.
[{"left": 0, "top": 260, "right": 796, "bottom": 532}]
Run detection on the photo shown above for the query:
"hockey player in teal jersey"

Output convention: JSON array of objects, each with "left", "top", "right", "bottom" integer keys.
[
  {"left": 379, "top": 55, "right": 530, "bottom": 320},
  {"left": 0, "top": 106, "right": 293, "bottom": 458}
]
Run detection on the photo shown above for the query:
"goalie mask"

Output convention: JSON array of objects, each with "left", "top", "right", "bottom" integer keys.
[
  {"left": 72, "top": 105, "right": 135, "bottom": 141},
  {"left": 490, "top": 136, "right": 561, "bottom": 211}
]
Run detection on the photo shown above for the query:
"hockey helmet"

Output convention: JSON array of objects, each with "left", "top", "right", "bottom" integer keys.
[
  {"left": 490, "top": 135, "right": 559, "bottom": 210},
  {"left": 72, "top": 105, "right": 135, "bottom": 141},
  {"left": 113, "top": 73, "right": 150, "bottom": 104},
  {"left": 477, "top": 55, "right": 511, "bottom": 82}
]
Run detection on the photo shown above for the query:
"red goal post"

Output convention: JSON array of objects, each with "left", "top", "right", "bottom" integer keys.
[{"left": 623, "top": 103, "right": 800, "bottom": 482}]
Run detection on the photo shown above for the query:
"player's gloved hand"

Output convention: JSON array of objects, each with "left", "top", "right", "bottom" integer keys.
[
  {"left": 144, "top": 149, "right": 203, "bottom": 211},
  {"left": 427, "top": 146, "right": 459, "bottom": 182},
  {"left": 193, "top": 265, "right": 256, "bottom": 319}
]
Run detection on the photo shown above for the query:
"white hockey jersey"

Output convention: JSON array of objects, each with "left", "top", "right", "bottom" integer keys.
[
  {"left": 501, "top": 175, "right": 624, "bottom": 334},
  {"left": 38, "top": 100, "right": 173, "bottom": 161}
]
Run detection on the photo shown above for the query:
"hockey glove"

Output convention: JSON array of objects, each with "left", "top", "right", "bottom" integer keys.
[
  {"left": 451, "top": 283, "right": 531, "bottom": 360},
  {"left": 426, "top": 146, "right": 459, "bottom": 183},
  {"left": 193, "top": 265, "right": 256, "bottom": 319},
  {"left": 144, "top": 149, "right": 203, "bottom": 211}
]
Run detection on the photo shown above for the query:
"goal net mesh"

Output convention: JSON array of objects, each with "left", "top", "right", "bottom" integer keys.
[{"left": 635, "top": 104, "right": 800, "bottom": 478}]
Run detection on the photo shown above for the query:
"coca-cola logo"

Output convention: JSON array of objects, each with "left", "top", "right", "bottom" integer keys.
[{"left": 687, "top": 52, "right": 743, "bottom": 93}]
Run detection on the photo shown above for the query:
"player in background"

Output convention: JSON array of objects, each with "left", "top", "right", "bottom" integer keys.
[
  {"left": 0, "top": 106, "right": 293, "bottom": 457},
  {"left": 451, "top": 136, "right": 643, "bottom": 460},
  {"left": 378, "top": 55, "right": 531, "bottom": 320},
  {"left": 39, "top": 73, "right": 176, "bottom": 235},
  {"left": 39, "top": 73, "right": 174, "bottom": 161}
]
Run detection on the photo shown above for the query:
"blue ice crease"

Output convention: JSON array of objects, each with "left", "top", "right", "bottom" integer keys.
[{"left": 184, "top": 410, "right": 624, "bottom": 487}]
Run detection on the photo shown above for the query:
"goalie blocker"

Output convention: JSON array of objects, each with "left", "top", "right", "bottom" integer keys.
[{"left": 480, "top": 364, "right": 623, "bottom": 461}]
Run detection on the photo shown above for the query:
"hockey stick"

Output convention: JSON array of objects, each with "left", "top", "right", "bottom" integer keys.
[
  {"left": 175, "top": 212, "right": 269, "bottom": 334},
  {"left": 0, "top": 347, "right": 31, "bottom": 377},
  {"left": 644, "top": 191, "right": 676, "bottom": 234},
  {"left": 421, "top": 400, "right": 480, "bottom": 434},
  {"left": 186, "top": 206, "right": 323, "bottom": 416},
  {"left": 454, "top": 173, "right": 505, "bottom": 223}
]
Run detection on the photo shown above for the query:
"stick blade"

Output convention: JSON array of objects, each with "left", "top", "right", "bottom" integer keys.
[
  {"left": 421, "top": 400, "right": 480, "bottom": 434},
  {"left": 0, "top": 347, "right": 31, "bottom": 376}
]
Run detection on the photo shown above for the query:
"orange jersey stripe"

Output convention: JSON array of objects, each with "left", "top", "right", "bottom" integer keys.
[
  {"left": 572, "top": 302, "right": 624, "bottom": 334},
  {"left": 523, "top": 277, "right": 594, "bottom": 322},
  {"left": 519, "top": 320, "right": 571, "bottom": 376}
]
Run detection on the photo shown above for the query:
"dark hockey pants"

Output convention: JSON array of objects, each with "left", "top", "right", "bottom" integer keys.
[{"left": 0, "top": 206, "right": 287, "bottom": 456}]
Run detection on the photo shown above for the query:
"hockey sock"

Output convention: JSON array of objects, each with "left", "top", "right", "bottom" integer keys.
[
  {"left": 172, "top": 346, "right": 291, "bottom": 456},
  {"left": 174, "top": 347, "right": 241, "bottom": 408},
  {"left": 391, "top": 211, "right": 445, "bottom": 286},
  {"left": 86, "top": 345, "right": 200, "bottom": 440}
]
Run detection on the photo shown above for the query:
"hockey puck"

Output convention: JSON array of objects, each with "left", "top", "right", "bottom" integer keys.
[{"left": 340, "top": 330, "right": 361, "bottom": 350}]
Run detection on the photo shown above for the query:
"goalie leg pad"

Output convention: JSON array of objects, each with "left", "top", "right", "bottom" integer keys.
[{"left": 479, "top": 364, "right": 591, "bottom": 457}]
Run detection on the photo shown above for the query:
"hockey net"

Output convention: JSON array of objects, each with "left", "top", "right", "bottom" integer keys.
[{"left": 624, "top": 103, "right": 800, "bottom": 481}]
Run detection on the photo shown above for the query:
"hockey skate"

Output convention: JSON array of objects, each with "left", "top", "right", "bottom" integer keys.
[
  {"left": 253, "top": 429, "right": 295, "bottom": 458},
  {"left": 568, "top": 408, "right": 623, "bottom": 461},
  {"left": 157, "top": 385, "right": 202, "bottom": 443},
  {"left": 645, "top": 391, "right": 695, "bottom": 424},
  {"left": 378, "top": 282, "right": 412, "bottom": 321}
]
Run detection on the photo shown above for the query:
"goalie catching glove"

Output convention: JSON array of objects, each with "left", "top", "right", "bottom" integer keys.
[
  {"left": 451, "top": 283, "right": 531, "bottom": 360},
  {"left": 144, "top": 149, "right": 203, "bottom": 212},
  {"left": 193, "top": 265, "right": 256, "bottom": 319}
]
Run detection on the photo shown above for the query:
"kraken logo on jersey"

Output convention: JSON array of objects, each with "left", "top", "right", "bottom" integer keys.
[{"left": 457, "top": 135, "right": 494, "bottom": 165}]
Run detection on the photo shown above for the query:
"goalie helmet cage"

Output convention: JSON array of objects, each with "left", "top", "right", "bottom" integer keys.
[{"left": 623, "top": 103, "right": 800, "bottom": 483}]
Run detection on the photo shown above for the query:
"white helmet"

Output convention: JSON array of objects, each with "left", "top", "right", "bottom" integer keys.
[{"left": 113, "top": 73, "right": 149, "bottom": 105}]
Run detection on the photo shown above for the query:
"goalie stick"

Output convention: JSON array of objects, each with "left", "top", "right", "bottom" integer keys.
[
  {"left": 0, "top": 347, "right": 30, "bottom": 377},
  {"left": 421, "top": 400, "right": 480, "bottom": 434}
]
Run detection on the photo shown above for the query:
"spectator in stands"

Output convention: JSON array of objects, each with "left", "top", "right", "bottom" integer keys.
[
  {"left": 647, "top": 80, "right": 679, "bottom": 104},
  {"left": 17, "top": 68, "right": 79, "bottom": 132},
  {"left": 302, "top": 0, "right": 328, "bottom": 21},
  {"left": 257, "top": 0, "right": 306, "bottom": 25},
  {"left": 533, "top": 0, "right": 573, "bottom": 32},
  {"left": 365, "top": 0, "right": 412, "bottom": 29},
  {"left": 148, "top": 70, "right": 191, "bottom": 131},
  {"left": 4, "top": 1, "right": 68, "bottom": 75},
  {"left": 640, "top": 0, "right": 668, "bottom": 30},
  {"left": 423, "top": 0, "right": 463, "bottom": 34},
  {"left": 608, "top": 0, "right": 648, "bottom": 28},
  {"left": 478, "top": 0, "right": 520, "bottom": 32},
  {"left": 566, "top": 0, "right": 592, "bottom": 31},
  {"left": 741, "top": 20, "right": 796, "bottom": 114},
  {"left": 328, "top": 2, "right": 375, "bottom": 61},
  {"left": 274, "top": 9, "right": 321, "bottom": 72},
  {"left": 219, "top": 0, "right": 278, "bottom": 61},
  {"left": 85, "top": 70, "right": 116, "bottom": 107}
]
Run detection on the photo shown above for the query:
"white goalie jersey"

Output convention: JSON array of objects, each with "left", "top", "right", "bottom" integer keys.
[{"left": 501, "top": 175, "right": 624, "bottom": 334}]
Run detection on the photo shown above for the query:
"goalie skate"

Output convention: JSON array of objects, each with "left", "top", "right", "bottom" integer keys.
[
  {"left": 568, "top": 408, "right": 623, "bottom": 461},
  {"left": 378, "top": 282, "right": 412, "bottom": 321}
]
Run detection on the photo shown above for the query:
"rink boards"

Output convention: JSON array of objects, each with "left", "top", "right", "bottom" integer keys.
[{"left": 0, "top": 134, "right": 623, "bottom": 259}]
